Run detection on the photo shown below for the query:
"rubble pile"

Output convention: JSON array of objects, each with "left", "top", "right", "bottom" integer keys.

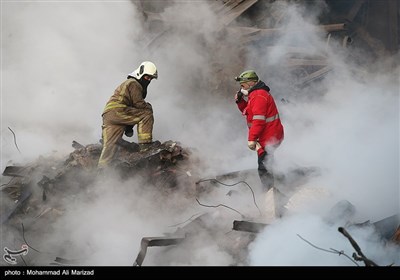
[{"left": 1, "top": 140, "right": 196, "bottom": 227}]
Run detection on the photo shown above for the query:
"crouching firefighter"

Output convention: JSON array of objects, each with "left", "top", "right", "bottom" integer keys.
[
  {"left": 234, "top": 70, "right": 286, "bottom": 217},
  {"left": 98, "top": 61, "right": 160, "bottom": 168}
]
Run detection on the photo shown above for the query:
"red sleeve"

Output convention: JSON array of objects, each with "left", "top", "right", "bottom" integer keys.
[
  {"left": 248, "top": 94, "right": 268, "bottom": 141},
  {"left": 236, "top": 99, "right": 247, "bottom": 112}
]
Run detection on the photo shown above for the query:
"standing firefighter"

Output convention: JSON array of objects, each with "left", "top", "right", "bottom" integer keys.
[
  {"left": 98, "top": 61, "right": 159, "bottom": 168},
  {"left": 234, "top": 70, "right": 285, "bottom": 216}
]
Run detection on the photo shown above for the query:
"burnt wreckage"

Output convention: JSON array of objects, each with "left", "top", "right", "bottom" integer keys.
[
  {"left": 127, "top": 0, "right": 400, "bottom": 265},
  {"left": 2, "top": 0, "right": 399, "bottom": 266},
  {"left": 1, "top": 139, "right": 399, "bottom": 266}
]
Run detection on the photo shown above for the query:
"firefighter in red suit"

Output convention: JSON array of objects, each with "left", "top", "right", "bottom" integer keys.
[{"left": 234, "top": 70, "right": 285, "bottom": 215}]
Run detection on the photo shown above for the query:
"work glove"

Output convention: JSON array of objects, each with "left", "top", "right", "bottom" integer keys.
[
  {"left": 124, "top": 125, "right": 134, "bottom": 137},
  {"left": 248, "top": 141, "right": 257, "bottom": 150},
  {"left": 235, "top": 90, "right": 243, "bottom": 103}
]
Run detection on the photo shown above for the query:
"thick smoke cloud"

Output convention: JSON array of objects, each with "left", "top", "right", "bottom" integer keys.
[
  {"left": 2, "top": 2, "right": 144, "bottom": 164},
  {"left": 1, "top": 0, "right": 399, "bottom": 266},
  {"left": 245, "top": 2, "right": 399, "bottom": 266}
]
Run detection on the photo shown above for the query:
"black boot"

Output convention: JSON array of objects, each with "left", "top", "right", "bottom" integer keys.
[
  {"left": 258, "top": 169, "right": 274, "bottom": 192},
  {"left": 124, "top": 125, "right": 134, "bottom": 137},
  {"left": 116, "top": 138, "right": 140, "bottom": 152}
]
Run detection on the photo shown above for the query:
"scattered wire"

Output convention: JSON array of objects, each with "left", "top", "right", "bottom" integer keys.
[
  {"left": 8, "top": 127, "right": 21, "bottom": 154},
  {"left": 297, "top": 234, "right": 335, "bottom": 253},
  {"left": 20, "top": 223, "right": 86, "bottom": 265},
  {"left": 297, "top": 234, "right": 359, "bottom": 266},
  {"left": 168, "top": 212, "right": 203, "bottom": 228},
  {"left": 329, "top": 248, "right": 359, "bottom": 265},
  {"left": 224, "top": 229, "right": 234, "bottom": 235},
  {"left": 196, "top": 198, "right": 245, "bottom": 218},
  {"left": 21, "top": 223, "right": 41, "bottom": 253},
  {"left": 196, "top": 178, "right": 261, "bottom": 216},
  {"left": 19, "top": 255, "right": 27, "bottom": 266}
]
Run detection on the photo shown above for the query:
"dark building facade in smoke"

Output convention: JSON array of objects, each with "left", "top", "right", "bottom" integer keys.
[{"left": 136, "top": 0, "right": 399, "bottom": 94}]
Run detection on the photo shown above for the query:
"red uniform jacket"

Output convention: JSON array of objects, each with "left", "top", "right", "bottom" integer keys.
[{"left": 236, "top": 81, "right": 284, "bottom": 155}]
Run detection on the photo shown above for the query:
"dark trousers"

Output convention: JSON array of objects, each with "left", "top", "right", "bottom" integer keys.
[
  {"left": 257, "top": 151, "right": 274, "bottom": 192},
  {"left": 258, "top": 149, "right": 287, "bottom": 217}
]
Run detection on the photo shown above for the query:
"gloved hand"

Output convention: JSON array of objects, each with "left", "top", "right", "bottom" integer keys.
[
  {"left": 124, "top": 125, "right": 134, "bottom": 137},
  {"left": 235, "top": 89, "right": 243, "bottom": 103},
  {"left": 248, "top": 141, "right": 256, "bottom": 150}
]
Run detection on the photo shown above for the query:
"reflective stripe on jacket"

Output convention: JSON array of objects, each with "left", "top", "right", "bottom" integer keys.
[
  {"left": 103, "top": 78, "right": 149, "bottom": 115},
  {"left": 247, "top": 113, "right": 280, "bottom": 127}
]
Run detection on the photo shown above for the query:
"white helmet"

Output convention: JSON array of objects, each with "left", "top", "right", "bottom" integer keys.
[{"left": 129, "top": 61, "right": 158, "bottom": 80}]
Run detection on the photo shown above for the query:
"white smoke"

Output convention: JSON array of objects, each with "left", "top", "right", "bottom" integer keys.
[
  {"left": 1, "top": 0, "right": 398, "bottom": 267},
  {"left": 1, "top": 1, "right": 143, "bottom": 165},
  {"left": 246, "top": 2, "right": 399, "bottom": 266}
]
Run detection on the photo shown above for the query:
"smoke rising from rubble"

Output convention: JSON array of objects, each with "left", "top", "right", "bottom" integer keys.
[
  {"left": 245, "top": 2, "right": 399, "bottom": 266},
  {"left": 1, "top": 0, "right": 399, "bottom": 266},
  {"left": 2, "top": 2, "right": 142, "bottom": 165}
]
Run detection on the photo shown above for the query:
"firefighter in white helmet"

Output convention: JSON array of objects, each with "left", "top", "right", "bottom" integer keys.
[{"left": 98, "top": 61, "right": 160, "bottom": 168}]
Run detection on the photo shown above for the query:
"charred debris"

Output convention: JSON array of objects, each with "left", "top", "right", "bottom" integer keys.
[
  {"left": 139, "top": 0, "right": 399, "bottom": 95},
  {"left": 2, "top": 0, "right": 399, "bottom": 266},
  {"left": 2, "top": 138, "right": 399, "bottom": 266}
]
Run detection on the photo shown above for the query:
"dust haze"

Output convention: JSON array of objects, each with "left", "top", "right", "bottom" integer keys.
[{"left": 1, "top": 0, "right": 399, "bottom": 266}]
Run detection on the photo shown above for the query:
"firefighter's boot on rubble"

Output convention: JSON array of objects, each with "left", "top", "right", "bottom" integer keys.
[
  {"left": 139, "top": 140, "right": 161, "bottom": 152},
  {"left": 116, "top": 138, "right": 140, "bottom": 152}
]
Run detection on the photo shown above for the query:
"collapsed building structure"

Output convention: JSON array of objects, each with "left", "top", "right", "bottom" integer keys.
[
  {"left": 2, "top": 139, "right": 399, "bottom": 266},
  {"left": 1, "top": 0, "right": 399, "bottom": 266},
  {"left": 138, "top": 0, "right": 399, "bottom": 92}
]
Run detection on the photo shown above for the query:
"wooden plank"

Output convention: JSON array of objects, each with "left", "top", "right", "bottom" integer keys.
[
  {"left": 2, "top": 166, "right": 30, "bottom": 177},
  {"left": 323, "top": 23, "right": 347, "bottom": 32},
  {"left": 143, "top": 11, "right": 163, "bottom": 22},
  {"left": 286, "top": 58, "right": 329, "bottom": 67},
  {"left": 213, "top": 0, "right": 242, "bottom": 14},
  {"left": 298, "top": 65, "right": 333, "bottom": 86},
  {"left": 346, "top": 0, "right": 366, "bottom": 22},
  {"left": 233, "top": 220, "right": 268, "bottom": 233},
  {"left": 231, "top": 23, "right": 347, "bottom": 45},
  {"left": 356, "top": 26, "right": 388, "bottom": 57},
  {"left": 238, "top": 23, "right": 346, "bottom": 35},
  {"left": 392, "top": 226, "right": 400, "bottom": 244},
  {"left": 1, "top": 188, "right": 32, "bottom": 224},
  {"left": 133, "top": 236, "right": 185, "bottom": 266},
  {"left": 219, "top": 0, "right": 258, "bottom": 26}
]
